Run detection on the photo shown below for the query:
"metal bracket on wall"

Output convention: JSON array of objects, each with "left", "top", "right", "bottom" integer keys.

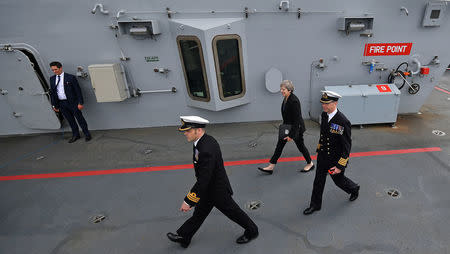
[
  {"left": 362, "top": 60, "right": 388, "bottom": 73},
  {"left": 166, "top": 7, "right": 175, "bottom": 19},
  {"left": 76, "top": 66, "right": 89, "bottom": 79},
  {"left": 116, "top": 9, "right": 126, "bottom": 19},
  {"left": 13, "top": 112, "right": 23, "bottom": 117},
  {"left": 362, "top": 60, "right": 382, "bottom": 65},
  {"left": 91, "top": 4, "right": 109, "bottom": 15},
  {"left": 279, "top": 1, "right": 289, "bottom": 11},
  {"left": 154, "top": 68, "right": 170, "bottom": 76},
  {"left": 400, "top": 6, "right": 409, "bottom": 16},
  {"left": 375, "top": 66, "right": 388, "bottom": 71},
  {"left": 427, "top": 56, "right": 440, "bottom": 66},
  {"left": 1, "top": 45, "right": 13, "bottom": 51},
  {"left": 316, "top": 58, "right": 326, "bottom": 69}
]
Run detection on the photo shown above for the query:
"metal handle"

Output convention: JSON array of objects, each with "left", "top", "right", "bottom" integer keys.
[{"left": 136, "top": 87, "right": 177, "bottom": 95}]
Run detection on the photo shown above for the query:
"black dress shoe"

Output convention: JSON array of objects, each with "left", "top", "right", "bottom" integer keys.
[
  {"left": 85, "top": 135, "right": 92, "bottom": 142},
  {"left": 300, "top": 165, "right": 315, "bottom": 173},
  {"left": 349, "top": 186, "right": 360, "bottom": 201},
  {"left": 257, "top": 167, "right": 273, "bottom": 175},
  {"left": 68, "top": 136, "right": 80, "bottom": 143},
  {"left": 167, "top": 232, "right": 190, "bottom": 248},
  {"left": 303, "top": 206, "right": 321, "bottom": 215},
  {"left": 236, "top": 232, "right": 258, "bottom": 244}
]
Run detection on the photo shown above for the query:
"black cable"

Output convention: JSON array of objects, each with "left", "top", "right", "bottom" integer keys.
[
  {"left": 395, "top": 62, "right": 408, "bottom": 72},
  {"left": 388, "top": 62, "right": 409, "bottom": 90}
]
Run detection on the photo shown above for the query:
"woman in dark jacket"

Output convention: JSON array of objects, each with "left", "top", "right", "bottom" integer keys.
[{"left": 258, "top": 80, "right": 314, "bottom": 174}]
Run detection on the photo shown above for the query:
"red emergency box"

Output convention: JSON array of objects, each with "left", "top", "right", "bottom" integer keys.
[{"left": 420, "top": 66, "right": 430, "bottom": 75}]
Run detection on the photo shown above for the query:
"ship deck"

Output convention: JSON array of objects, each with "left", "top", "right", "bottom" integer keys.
[{"left": 1, "top": 72, "right": 449, "bottom": 254}]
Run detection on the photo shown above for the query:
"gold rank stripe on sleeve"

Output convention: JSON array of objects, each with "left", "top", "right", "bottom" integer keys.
[
  {"left": 186, "top": 192, "right": 200, "bottom": 203},
  {"left": 338, "top": 157, "right": 349, "bottom": 166}
]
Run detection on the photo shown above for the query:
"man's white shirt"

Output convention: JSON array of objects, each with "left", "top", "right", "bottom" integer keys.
[
  {"left": 56, "top": 72, "right": 67, "bottom": 100},
  {"left": 327, "top": 108, "right": 337, "bottom": 122}
]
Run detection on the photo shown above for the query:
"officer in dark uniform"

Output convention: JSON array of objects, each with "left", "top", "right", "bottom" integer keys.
[
  {"left": 167, "top": 116, "right": 259, "bottom": 248},
  {"left": 303, "top": 91, "right": 360, "bottom": 215}
]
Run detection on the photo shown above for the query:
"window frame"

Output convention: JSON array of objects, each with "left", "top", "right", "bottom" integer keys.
[
  {"left": 212, "top": 34, "right": 246, "bottom": 101},
  {"left": 176, "top": 35, "right": 210, "bottom": 102}
]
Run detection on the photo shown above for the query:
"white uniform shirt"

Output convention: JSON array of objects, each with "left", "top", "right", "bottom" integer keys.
[
  {"left": 327, "top": 108, "right": 337, "bottom": 122},
  {"left": 56, "top": 72, "right": 67, "bottom": 100}
]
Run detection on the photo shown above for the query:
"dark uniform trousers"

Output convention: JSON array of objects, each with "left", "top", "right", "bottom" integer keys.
[
  {"left": 59, "top": 100, "right": 90, "bottom": 138},
  {"left": 309, "top": 110, "right": 358, "bottom": 209},
  {"left": 177, "top": 195, "right": 258, "bottom": 240},
  {"left": 177, "top": 134, "right": 258, "bottom": 241},
  {"left": 310, "top": 153, "right": 358, "bottom": 208}
]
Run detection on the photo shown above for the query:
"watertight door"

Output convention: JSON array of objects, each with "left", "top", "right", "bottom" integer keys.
[{"left": 0, "top": 50, "right": 60, "bottom": 129}]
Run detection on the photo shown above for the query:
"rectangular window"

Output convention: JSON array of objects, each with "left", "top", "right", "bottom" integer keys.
[
  {"left": 430, "top": 10, "right": 440, "bottom": 19},
  {"left": 177, "top": 36, "right": 210, "bottom": 101},
  {"left": 212, "top": 35, "right": 246, "bottom": 101}
]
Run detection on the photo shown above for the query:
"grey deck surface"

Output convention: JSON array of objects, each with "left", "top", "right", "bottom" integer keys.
[{"left": 0, "top": 72, "right": 449, "bottom": 254}]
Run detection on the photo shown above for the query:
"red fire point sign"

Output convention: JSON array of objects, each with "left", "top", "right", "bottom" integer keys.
[
  {"left": 364, "top": 43, "right": 413, "bottom": 56},
  {"left": 376, "top": 85, "right": 392, "bottom": 93}
]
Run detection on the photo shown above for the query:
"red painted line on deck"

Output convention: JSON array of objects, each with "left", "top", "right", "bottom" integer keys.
[
  {"left": 435, "top": 86, "right": 450, "bottom": 95},
  {"left": 0, "top": 147, "right": 441, "bottom": 181}
]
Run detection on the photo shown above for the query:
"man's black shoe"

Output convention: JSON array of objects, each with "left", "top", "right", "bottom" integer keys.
[
  {"left": 236, "top": 232, "right": 258, "bottom": 244},
  {"left": 68, "top": 136, "right": 80, "bottom": 143},
  {"left": 167, "top": 232, "right": 190, "bottom": 248},
  {"left": 349, "top": 186, "right": 360, "bottom": 201},
  {"left": 85, "top": 135, "right": 92, "bottom": 142},
  {"left": 303, "top": 206, "right": 320, "bottom": 215}
]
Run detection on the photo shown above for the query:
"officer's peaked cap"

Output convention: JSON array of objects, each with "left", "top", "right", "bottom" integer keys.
[
  {"left": 179, "top": 116, "right": 209, "bottom": 131},
  {"left": 320, "top": 90, "right": 341, "bottom": 104}
]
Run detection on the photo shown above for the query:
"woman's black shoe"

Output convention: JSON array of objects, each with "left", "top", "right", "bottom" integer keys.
[
  {"left": 257, "top": 167, "right": 273, "bottom": 175},
  {"left": 300, "top": 165, "right": 315, "bottom": 173}
]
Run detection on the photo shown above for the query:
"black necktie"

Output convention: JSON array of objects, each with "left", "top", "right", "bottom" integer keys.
[
  {"left": 56, "top": 75, "right": 60, "bottom": 86},
  {"left": 193, "top": 145, "right": 199, "bottom": 162}
]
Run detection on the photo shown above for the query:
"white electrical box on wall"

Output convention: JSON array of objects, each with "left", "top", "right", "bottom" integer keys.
[{"left": 88, "top": 63, "right": 129, "bottom": 102}]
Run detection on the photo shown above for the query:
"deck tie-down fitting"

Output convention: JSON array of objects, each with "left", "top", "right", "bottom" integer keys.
[{"left": 92, "top": 215, "right": 106, "bottom": 223}]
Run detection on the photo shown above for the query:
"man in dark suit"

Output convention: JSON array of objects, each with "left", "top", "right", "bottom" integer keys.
[
  {"left": 167, "top": 116, "right": 258, "bottom": 248},
  {"left": 303, "top": 91, "right": 360, "bottom": 215},
  {"left": 49, "top": 61, "right": 91, "bottom": 143}
]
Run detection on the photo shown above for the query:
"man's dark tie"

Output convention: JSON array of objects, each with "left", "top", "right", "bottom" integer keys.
[
  {"left": 193, "top": 145, "right": 199, "bottom": 162},
  {"left": 56, "top": 75, "right": 60, "bottom": 86}
]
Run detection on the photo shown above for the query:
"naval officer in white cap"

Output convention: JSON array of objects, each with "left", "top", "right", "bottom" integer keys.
[
  {"left": 303, "top": 91, "right": 360, "bottom": 215},
  {"left": 167, "top": 116, "right": 258, "bottom": 248}
]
